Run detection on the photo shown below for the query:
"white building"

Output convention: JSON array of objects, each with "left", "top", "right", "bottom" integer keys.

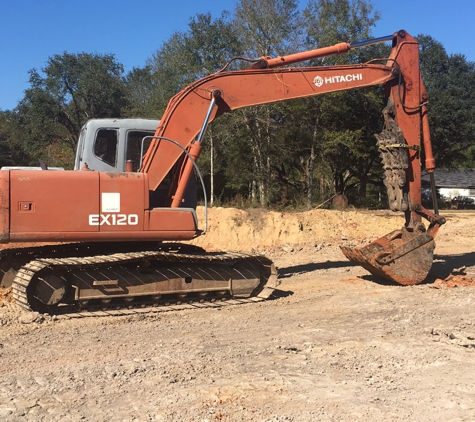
[{"left": 422, "top": 169, "right": 475, "bottom": 206}]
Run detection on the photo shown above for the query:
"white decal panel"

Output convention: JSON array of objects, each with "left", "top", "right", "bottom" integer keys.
[
  {"left": 101, "top": 192, "right": 120, "bottom": 212},
  {"left": 89, "top": 192, "right": 138, "bottom": 226}
]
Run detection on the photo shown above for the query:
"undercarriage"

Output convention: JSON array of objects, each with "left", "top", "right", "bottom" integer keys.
[{"left": 1, "top": 243, "right": 278, "bottom": 315}]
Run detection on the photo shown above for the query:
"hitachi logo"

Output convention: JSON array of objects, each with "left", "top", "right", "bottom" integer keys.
[{"left": 313, "top": 73, "right": 363, "bottom": 87}]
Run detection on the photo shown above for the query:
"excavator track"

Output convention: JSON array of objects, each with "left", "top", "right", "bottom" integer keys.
[{"left": 10, "top": 247, "right": 278, "bottom": 316}]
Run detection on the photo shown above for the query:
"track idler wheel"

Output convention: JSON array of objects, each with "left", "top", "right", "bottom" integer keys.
[
  {"left": 340, "top": 228, "right": 435, "bottom": 285},
  {"left": 32, "top": 273, "right": 66, "bottom": 306}
]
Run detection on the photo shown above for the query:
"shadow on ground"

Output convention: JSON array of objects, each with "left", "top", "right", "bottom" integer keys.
[
  {"left": 429, "top": 252, "right": 475, "bottom": 280},
  {"left": 277, "top": 260, "right": 352, "bottom": 279},
  {"left": 276, "top": 252, "right": 475, "bottom": 287}
]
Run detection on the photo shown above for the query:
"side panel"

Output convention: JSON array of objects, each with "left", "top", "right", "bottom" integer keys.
[
  {"left": 10, "top": 170, "right": 100, "bottom": 234},
  {"left": 0, "top": 171, "right": 10, "bottom": 243},
  {"left": 7, "top": 170, "right": 198, "bottom": 242},
  {"left": 97, "top": 172, "right": 148, "bottom": 232},
  {"left": 145, "top": 208, "right": 198, "bottom": 233}
]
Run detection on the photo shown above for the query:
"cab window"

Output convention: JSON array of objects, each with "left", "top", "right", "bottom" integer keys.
[
  {"left": 125, "top": 130, "right": 154, "bottom": 172},
  {"left": 94, "top": 129, "right": 118, "bottom": 167}
]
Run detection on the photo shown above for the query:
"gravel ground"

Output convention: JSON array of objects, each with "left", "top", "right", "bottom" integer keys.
[{"left": 0, "top": 209, "right": 474, "bottom": 421}]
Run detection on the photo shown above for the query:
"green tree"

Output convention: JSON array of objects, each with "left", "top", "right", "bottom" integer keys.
[
  {"left": 16, "top": 52, "right": 128, "bottom": 166},
  {"left": 0, "top": 111, "right": 31, "bottom": 167},
  {"left": 303, "top": 0, "right": 380, "bottom": 58},
  {"left": 123, "top": 65, "right": 162, "bottom": 118},
  {"left": 234, "top": 0, "right": 303, "bottom": 57},
  {"left": 145, "top": 13, "right": 241, "bottom": 115},
  {"left": 301, "top": 0, "right": 386, "bottom": 207},
  {"left": 143, "top": 13, "right": 242, "bottom": 205},
  {"left": 418, "top": 35, "right": 475, "bottom": 168},
  {"left": 231, "top": 0, "right": 303, "bottom": 206}
]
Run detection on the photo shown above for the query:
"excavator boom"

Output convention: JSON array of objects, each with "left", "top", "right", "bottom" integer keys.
[{"left": 141, "top": 63, "right": 397, "bottom": 192}]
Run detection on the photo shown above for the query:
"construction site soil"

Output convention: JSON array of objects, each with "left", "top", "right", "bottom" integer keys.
[{"left": 1, "top": 207, "right": 474, "bottom": 421}]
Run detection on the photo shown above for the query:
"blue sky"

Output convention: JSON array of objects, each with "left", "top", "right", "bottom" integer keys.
[{"left": 1, "top": 0, "right": 473, "bottom": 111}]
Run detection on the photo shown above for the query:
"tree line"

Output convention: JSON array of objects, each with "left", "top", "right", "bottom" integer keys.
[{"left": 1, "top": 0, "right": 474, "bottom": 209}]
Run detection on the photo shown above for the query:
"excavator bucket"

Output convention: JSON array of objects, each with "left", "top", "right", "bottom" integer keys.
[{"left": 340, "top": 228, "right": 434, "bottom": 285}]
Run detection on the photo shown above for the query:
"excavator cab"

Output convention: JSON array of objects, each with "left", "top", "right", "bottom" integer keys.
[
  {"left": 74, "top": 118, "right": 160, "bottom": 172},
  {"left": 74, "top": 118, "right": 198, "bottom": 209}
]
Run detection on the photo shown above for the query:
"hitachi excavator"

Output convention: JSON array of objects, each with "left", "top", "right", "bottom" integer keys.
[{"left": 0, "top": 30, "right": 445, "bottom": 314}]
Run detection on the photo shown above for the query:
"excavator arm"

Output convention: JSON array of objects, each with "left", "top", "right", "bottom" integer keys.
[{"left": 141, "top": 30, "right": 445, "bottom": 285}]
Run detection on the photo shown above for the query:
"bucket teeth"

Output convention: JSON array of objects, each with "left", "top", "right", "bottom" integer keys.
[{"left": 340, "top": 228, "right": 435, "bottom": 285}]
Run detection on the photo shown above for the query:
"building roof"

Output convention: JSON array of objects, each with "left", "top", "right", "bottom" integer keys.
[{"left": 422, "top": 169, "right": 475, "bottom": 189}]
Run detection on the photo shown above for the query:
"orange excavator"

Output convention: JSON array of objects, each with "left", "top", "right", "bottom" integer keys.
[{"left": 0, "top": 30, "right": 445, "bottom": 314}]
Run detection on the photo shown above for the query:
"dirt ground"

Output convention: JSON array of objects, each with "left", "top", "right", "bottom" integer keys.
[{"left": 1, "top": 207, "right": 475, "bottom": 421}]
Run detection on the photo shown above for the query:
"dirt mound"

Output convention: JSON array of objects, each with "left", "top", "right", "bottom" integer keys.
[{"left": 191, "top": 206, "right": 402, "bottom": 252}]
